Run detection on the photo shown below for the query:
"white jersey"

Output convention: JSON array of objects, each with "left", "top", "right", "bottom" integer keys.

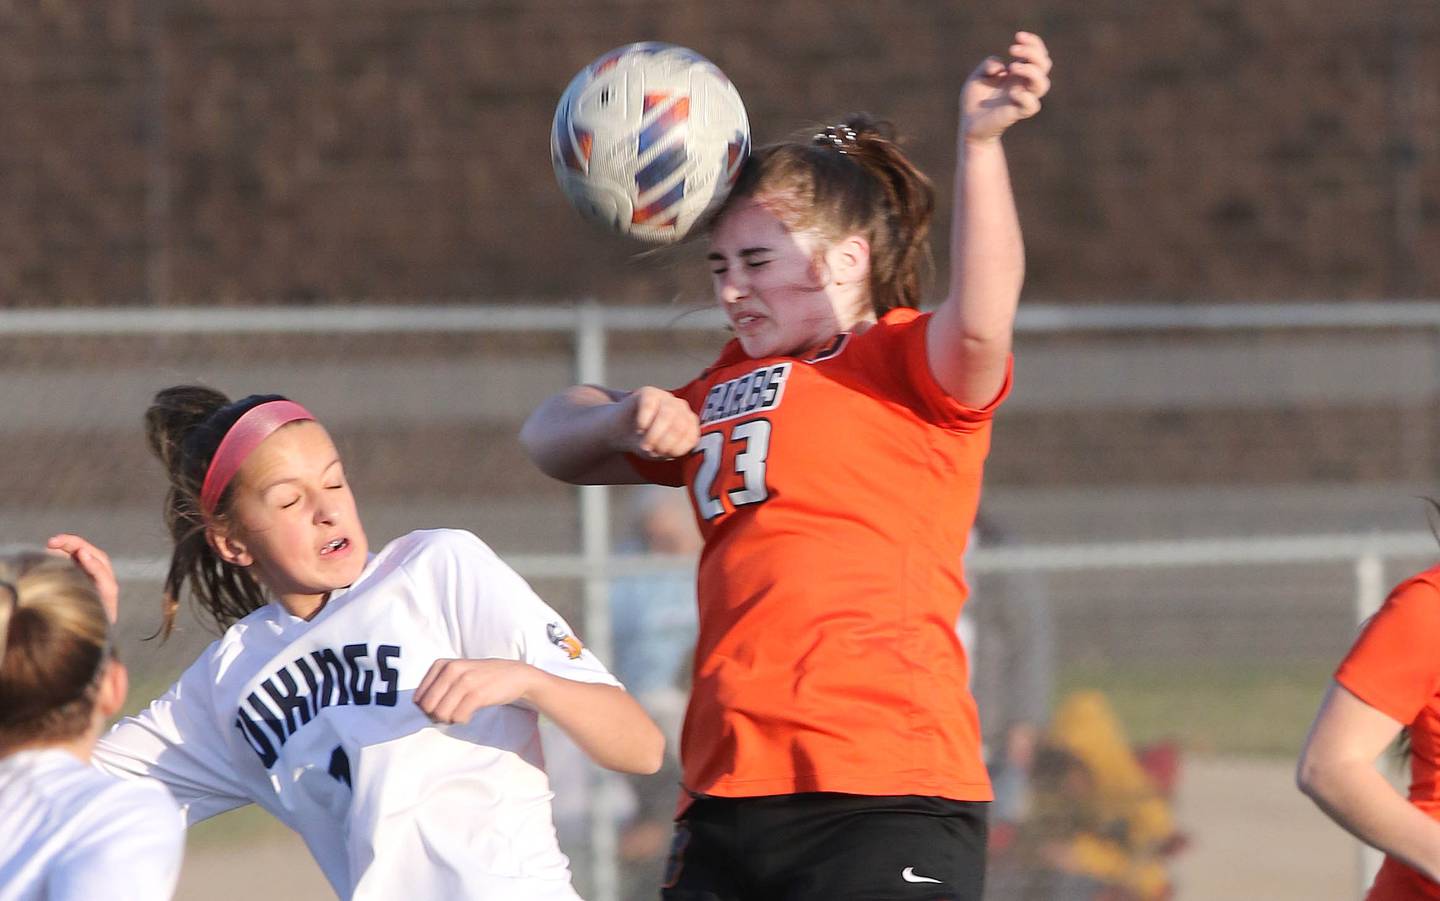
[
  {"left": 0, "top": 748, "right": 182, "bottom": 901},
  {"left": 95, "top": 529, "right": 618, "bottom": 901}
]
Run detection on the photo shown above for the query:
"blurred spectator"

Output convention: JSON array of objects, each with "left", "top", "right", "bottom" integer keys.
[
  {"left": 611, "top": 486, "right": 701, "bottom": 900},
  {"left": 960, "top": 517, "right": 1055, "bottom": 839},
  {"left": 991, "top": 691, "right": 1184, "bottom": 901},
  {"left": 610, "top": 486, "right": 701, "bottom": 700}
]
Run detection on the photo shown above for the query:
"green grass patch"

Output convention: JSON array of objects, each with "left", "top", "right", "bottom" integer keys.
[
  {"left": 1054, "top": 659, "right": 1335, "bottom": 758},
  {"left": 120, "top": 675, "right": 181, "bottom": 719},
  {"left": 186, "top": 804, "right": 296, "bottom": 849}
]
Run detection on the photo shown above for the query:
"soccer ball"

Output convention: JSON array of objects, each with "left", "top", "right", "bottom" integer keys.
[{"left": 551, "top": 42, "right": 751, "bottom": 244}]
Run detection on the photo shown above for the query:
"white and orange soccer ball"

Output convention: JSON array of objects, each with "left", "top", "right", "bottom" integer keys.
[{"left": 551, "top": 42, "right": 751, "bottom": 244}]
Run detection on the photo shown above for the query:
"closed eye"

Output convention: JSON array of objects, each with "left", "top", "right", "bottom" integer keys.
[{"left": 712, "top": 258, "right": 771, "bottom": 275}]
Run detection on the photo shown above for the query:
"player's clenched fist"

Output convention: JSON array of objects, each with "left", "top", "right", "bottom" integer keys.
[
  {"left": 612, "top": 386, "right": 700, "bottom": 461},
  {"left": 961, "top": 31, "right": 1052, "bottom": 143},
  {"left": 414, "top": 657, "right": 540, "bottom": 724}
]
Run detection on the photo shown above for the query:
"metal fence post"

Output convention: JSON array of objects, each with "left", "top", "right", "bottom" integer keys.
[{"left": 576, "top": 300, "right": 620, "bottom": 901}]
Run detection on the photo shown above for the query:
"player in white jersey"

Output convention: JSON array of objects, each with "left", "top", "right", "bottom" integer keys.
[
  {"left": 91, "top": 385, "right": 664, "bottom": 900},
  {"left": 0, "top": 543, "right": 183, "bottom": 901}
]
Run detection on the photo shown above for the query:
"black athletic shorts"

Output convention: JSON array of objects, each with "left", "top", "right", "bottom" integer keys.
[{"left": 659, "top": 792, "right": 988, "bottom": 901}]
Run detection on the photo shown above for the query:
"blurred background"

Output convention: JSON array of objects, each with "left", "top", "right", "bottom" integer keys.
[{"left": 2, "top": 1, "right": 1439, "bottom": 899}]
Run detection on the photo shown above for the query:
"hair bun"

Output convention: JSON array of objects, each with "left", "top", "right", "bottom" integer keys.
[
  {"left": 144, "top": 386, "right": 232, "bottom": 471},
  {"left": 842, "top": 114, "right": 894, "bottom": 143}
]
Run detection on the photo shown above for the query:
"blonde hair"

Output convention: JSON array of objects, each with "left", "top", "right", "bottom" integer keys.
[{"left": 0, "top": 550, "right": 110, "bottom": 748}]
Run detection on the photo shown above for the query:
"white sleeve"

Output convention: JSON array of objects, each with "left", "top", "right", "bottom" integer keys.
[
  {"left": 46, "top": 781, "right": 184, "bottom": 901},
  {"left": 93, "top": 647, "right": 255, "bottom": 825},
  {"left": 423, "top": 530, "right": 622, "bottom": 687}
]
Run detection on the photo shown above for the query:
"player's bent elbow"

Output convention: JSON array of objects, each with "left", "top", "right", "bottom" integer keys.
[
  {"left": 519, "top": 399, "right": 625, "bottom": 484},
  {"left": 1295, "top": 751, "right": 1342, "bottom": 805},
  {"left": 642, "top": 735, "right": 666, "bottom": 775},
  {"left": 1295, "top": 758, "right": 1319, "bottom": 799},
  {"left": 518, "top": 417, "right": 566, "bottom": 476},
  {"left": 577, "top": 689, "right": 666, "bottom": 774},
  {"left": 519, "top": 428, "right": 589, "bottom": 484},
  {"left": 614, "top": 718, "right": 665, "bottom": 776},
  {"left": 625, "top": 725, "right": 666, "bottom": 776}
]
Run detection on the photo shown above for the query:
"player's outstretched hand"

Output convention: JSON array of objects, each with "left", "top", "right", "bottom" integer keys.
[
  {"left": 614, "top": 386, "right": 700, "bottom": 461},
  {"left": 47, "top": 533, "right": 119, "bottom": 624},
  {"left": 414, "top": 658, "right": 539, "bottom": 724},
  {"left": 961, "top": 31, "right": 1052, "bottom": 143}
]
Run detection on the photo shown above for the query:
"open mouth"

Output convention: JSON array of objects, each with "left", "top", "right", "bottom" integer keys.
[{"left": 320, "top": 537, "right": 349, "bottom": 556}]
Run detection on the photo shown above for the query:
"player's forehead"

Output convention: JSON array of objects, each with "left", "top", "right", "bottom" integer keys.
[
  {"left": 708, "top": 196, "right": 815, "bottom": 256},
  {"left": 235, "top": 421, "right": 342, "bottom": 490}
]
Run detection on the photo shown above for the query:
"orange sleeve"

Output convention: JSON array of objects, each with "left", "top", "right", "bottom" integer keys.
[
  {"left": 625, "top": 453, "right": 686, "bottom": 486},
  {"left": 868, "top": 311, "right": 1012, "bottom": 432},
  {"left": 1336, "top": 575, "right": 1440, "bottom": 725}
]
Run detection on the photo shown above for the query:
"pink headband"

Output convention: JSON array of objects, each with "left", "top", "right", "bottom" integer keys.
[{"left": 199, "top": 400, "right": 316, "bottom": 516}]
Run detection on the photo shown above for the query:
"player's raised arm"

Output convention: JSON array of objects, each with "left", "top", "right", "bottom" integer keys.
[
  {"left": 520, "top": 383, "right": 700, "bottom": 485},
  {"left": 927, "top": 31, "right": 1051, "bottom": 408}
]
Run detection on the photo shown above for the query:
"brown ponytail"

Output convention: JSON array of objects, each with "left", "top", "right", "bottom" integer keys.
[
  {"left": 0, "top": 552, "right": 109, "bottom": 750},
  {"left": 717, "top": 113, "right": 935, "bottom": 316},
  {"left": 144, "top": 386, "right": 283, "bottom": 637}
]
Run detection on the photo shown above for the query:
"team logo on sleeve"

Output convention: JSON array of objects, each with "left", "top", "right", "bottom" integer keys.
[
  {"left": 699, "top": 363, "right": 791, "bottom": 426},
  {"left": 547, "top": 622, "right": 584, "bottom": 659}
]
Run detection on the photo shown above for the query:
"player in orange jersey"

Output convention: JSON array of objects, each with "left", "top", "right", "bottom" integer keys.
[
  {"left": 523, "top": 32, "right": 1051, "bottom": 901},
  {"left": 1299, "top": 555, "right": 1440, "bottom": 899}
]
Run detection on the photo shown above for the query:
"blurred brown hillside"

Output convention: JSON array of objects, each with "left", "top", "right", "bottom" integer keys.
[{"left": 1, "top": 0, "right": 1436, "bottom": 306}]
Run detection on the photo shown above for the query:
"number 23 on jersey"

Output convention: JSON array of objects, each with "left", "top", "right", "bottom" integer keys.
[
  {"left": 692, "top": 418, "right": 773, "bottom": 521},
  {"left": 690, "top": 361, "right": 791, "bottom": 521}
]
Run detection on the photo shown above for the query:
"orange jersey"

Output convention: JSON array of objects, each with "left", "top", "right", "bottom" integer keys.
[
  {"left": 1336, "top": 567, "right": 1440, "bottom": 900},
  {"left": 629, "top": 307, "right": 1005, "bottom": 806}
]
